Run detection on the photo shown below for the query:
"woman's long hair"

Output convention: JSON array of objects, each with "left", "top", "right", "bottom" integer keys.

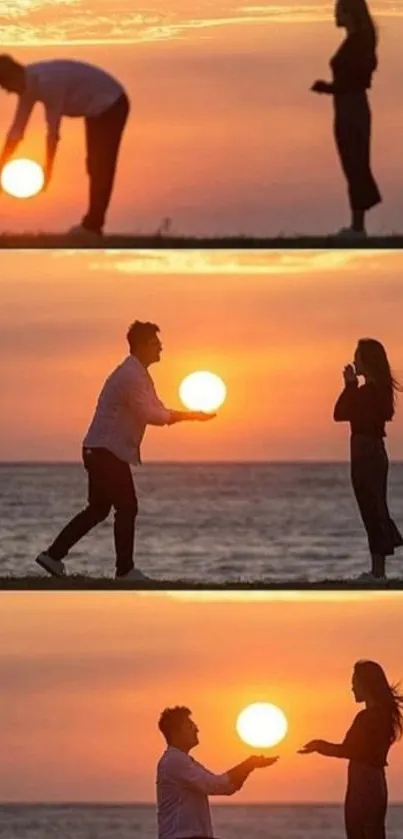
[
  {"left": 354, "top": 660, "right": 403, "bottom": 744},
  {"left": 357, "top": 338, "right": 401, "bottom": 419},
  {"left": 341, "top": 0, "right": 378, "bottom": 55}
]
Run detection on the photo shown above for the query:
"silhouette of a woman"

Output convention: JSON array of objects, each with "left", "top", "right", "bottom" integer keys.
[
  {"left": 300, "top": 660, "right": 403, "bottom": 839},
  {"left": 334, "top": 338, "right": 403, "bottom": 581},
  {"left": 311, "top": 0, "right": 381, "bottom": 237}
]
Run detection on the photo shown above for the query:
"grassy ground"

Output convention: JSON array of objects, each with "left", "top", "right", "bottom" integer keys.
[
  {"left": 1, "top": 234, "right": 403, "bottom": 249},
  {"left": 0, "top": 576, "right": 401, "bottom": 590}
]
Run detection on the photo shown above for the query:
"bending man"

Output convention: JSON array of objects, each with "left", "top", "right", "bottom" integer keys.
[{"left": 0, "top": 55, "right": 130, "bottom": 239}]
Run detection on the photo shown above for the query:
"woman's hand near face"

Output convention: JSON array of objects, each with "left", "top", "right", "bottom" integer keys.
[{"left": 343, "top": 364, "right": 358, "bottom": 385}]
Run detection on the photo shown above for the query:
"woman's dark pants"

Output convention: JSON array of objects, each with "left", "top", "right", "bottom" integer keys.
[
  {"left": 351, "top": 435, "right": 403, "bottom": 556},
  {"left": 334, "top": 93, "right": 381, "bottom": 213},
  {"left": 345, "top": 763, "right": 388, "bottom": 839}
]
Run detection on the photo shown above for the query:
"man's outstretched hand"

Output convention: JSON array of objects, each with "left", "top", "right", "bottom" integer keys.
[
  {"left": 227, "top": 753, "right": 279, "bottom": 791},
  {"left": 249, "top": 755, "right": 279, "bottom": 769},
  {"left": 190, "top": 411, "right": 216, "bottom": 422},
  {"left": 169, "top": 410, "right": 216, "bottom": 424}
]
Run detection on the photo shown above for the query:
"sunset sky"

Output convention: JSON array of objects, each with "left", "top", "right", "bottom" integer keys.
[
  {"left": 1, "top": 591, "right": 403, "bottom": 803},
  {"left": 0, "top": 1, "right": 403, "bottom": 234},
  {"left": 1, "top": 248, "right": 403, "bottom": 461}
]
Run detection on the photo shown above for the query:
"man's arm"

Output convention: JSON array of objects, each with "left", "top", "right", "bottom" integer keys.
[
  {"left": 127, "top": 377, "right": 215, "bottom": 427},
  {"left": 226, "top": 755, "right": 278, "bottom": 791},
  {"left": 171, "top": 754, "right": 278, "bottom": 798},
  {"left": 168, "top": 410, "right": 215, "bottom": 424},
  {"left": 43, "top": 102, "right": 63, "bottom": 186},
  {"left": 127, "top": 375, "right": 173, "bottom": 427},
  {"left": 0, "top": 93, "right": 36, "bottom": 169},
  {"left": 170, "top": 754, "right": 237, "bottom": 797}
]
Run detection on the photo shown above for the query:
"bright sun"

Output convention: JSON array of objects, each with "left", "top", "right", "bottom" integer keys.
[
  {"left": 236, "top": 703, "right": 288, "bottom": 748},
  {"left": 179, "top": 371, "right": 227, "bottom": 412},
  {"left": 1, "top": 159, "right": 44, "bottom": 199}
]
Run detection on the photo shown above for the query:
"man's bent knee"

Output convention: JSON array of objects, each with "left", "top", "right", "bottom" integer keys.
[{"left": 88, "top": 502, "right": 111, "bottom": 523}]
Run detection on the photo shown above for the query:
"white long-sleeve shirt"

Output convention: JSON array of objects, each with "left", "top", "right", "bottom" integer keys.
[
  {"left": 83, "top": 355, "right": 172, "bottom": 465},
  {"left": 7, "top": 59, "right": 125, "bottom": 146},
  {"left": 157, "top": 747, "right": 236, "bottom": 839}
]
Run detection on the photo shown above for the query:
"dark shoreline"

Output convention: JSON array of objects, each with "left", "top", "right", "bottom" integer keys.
[
  {"left": 0, "top": 577, "right": 401, "bottom": 590},
  {"left": 0, "top": 234, "right": 403, "bottom": 249}
]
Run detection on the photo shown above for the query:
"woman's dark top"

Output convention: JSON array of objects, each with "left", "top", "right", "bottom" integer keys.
[
  {"left": 334, "top": 382, "right": 393, "bottom": 438},
  {"left": 329, "top": 32, "right": 377, "bottom": 94},
  {"left": 342, "top": 707, "right": 392, "bottom": 768}
]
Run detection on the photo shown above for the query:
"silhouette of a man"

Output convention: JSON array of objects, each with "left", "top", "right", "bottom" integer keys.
[
  {"left": 157, "top": 706, "right": 278, "bottom": 839},
  {"left": 35, "top": 321, "right": 214, "bottom": 581},
  {"left": 0, "top": 55, "right": 129, "bottom": 239}
]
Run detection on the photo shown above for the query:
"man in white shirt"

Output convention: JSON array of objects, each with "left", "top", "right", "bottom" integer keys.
[
  {"left": 35, "top": 321, "right": 214, "bottom": 581},
  {"left": 157, "top": 706, "right": 278, "bottom": 839},
  {"left": 0, "top": 55, "right": 129, "bottom": 239}
]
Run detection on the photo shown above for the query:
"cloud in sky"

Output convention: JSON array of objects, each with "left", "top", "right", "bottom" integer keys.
[
  {"left": 0, "top": 0, "right": 402, "bottom": 45},
  {"left": 88, "top": 248, "right": 379, "bottom": 275}
]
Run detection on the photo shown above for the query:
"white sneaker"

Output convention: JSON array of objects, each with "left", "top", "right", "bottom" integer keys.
[
  {"left": 356, "top": 571, "right": 387, "bottom": 584},
  {"left": 334, "top": 227, "right": 368, "bottom": 240},
  {"left": 35, "top": 553, "right": 66, "bottom": 577},
  {"left": 67, "top": 224, "right": 103, "bottom": 243},
  {"left": 116, "top": 568, "right": 153, "bottom": 582}
]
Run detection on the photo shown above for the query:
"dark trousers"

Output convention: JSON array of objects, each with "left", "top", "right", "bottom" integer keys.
[
  {"left": 351, "top": 435, "right": 403, "bottom": 557},
  {"left": 47, "top": 447, "right": 138, "bottom": 576},
  {"left": 82, "top": 93, "right": 130, "bottom": 233},
  {"left": 334, "top": 93, "right": 381, "bottom": 212},
  {"left": 345, "top": 764, "right": 387, "bottom": 839}
]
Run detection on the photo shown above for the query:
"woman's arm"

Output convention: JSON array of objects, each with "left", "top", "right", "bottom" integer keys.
[
  {"left": 333, "top": 365, "right": 359, "bottom": 421},
  {"left": 300, "top": 713, "right": 366, "bottom": 760},
  {"left": 316, "top": 741, "right": 349, "bottom": 758},
  {"left": 333, "top": 382, "right": 359, "bottom": 422},
  {"left": 311, "top": 80, "right": 335, "bottom": 95},
  {"left": 299, "top": 739, "right": 349, "bottom": 759}
]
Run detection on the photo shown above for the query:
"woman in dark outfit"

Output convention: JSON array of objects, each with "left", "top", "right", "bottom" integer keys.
[
  {"left": 300, "top": 660, "right": 403, "bottom": 839},
  {"left": 334, "top": 338, "right": 403, "bottom": 582},
  {"left": 311, "top": 0, "right": 381, "bottom": 237}
]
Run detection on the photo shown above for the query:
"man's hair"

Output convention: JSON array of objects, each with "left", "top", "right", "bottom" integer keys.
[
  {"left": 126, "top": 320, "right": 160, "bottom": 353},
  {"left": 0, "top": 55, "right": 23, "bottom": 85},
  {"left": 158, "top": 706, "right": 191, "bottom": 744}
]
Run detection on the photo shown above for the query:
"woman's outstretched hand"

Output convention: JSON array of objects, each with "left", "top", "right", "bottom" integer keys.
[
  {"left": 343, "top": 364, "right": 358, "bottom": 385},
  {"left": 298, "top": 740, "right": 324, "bottom": 754},
  {"left": 311, "top": 80, "right": 329, "bottom": 94}
]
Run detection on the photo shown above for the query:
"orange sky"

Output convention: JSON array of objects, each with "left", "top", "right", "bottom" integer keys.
[
  {"left": 1, "top": 591, "right": 402, "bottom": 803},
  {"left": 0, "top": 249, "right": 403, "bottom": 461},
  {"left": 0, "top": 2, "right": 403, "bottom": 234}
]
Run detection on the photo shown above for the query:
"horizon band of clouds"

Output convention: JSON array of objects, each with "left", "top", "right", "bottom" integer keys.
[
  {"left": 87, "top": 248, "right": 393, "bottom": 275},
  {"left": 1, "top": 1, "right": 403, "bottom": 46}
]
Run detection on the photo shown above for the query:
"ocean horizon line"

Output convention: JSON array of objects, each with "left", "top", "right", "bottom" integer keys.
[
  {"left": 0, "top": 459, "right": 389, "bottom": 467},
  {"left": 1, "top": 801, "right": 403, "bottom": 807}
]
